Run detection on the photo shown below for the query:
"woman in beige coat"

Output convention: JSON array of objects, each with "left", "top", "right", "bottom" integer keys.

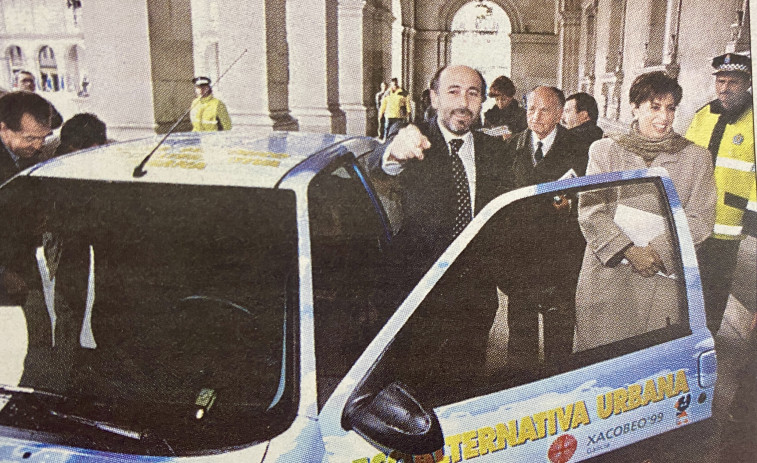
[{"left": 574, "top": 71, "right": 716, "bottom": 351}]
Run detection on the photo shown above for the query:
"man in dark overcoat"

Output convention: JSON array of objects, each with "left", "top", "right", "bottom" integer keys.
[{"left": 503, "top": 86, "right": 588, "bottom": 373}]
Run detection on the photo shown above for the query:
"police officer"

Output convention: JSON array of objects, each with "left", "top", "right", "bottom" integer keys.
[
  {"left": 190, "top": 76, "right": 232, "bottom": 132},
  {"left": 685, "top": 53, "right": 756, "bottom": 334}
]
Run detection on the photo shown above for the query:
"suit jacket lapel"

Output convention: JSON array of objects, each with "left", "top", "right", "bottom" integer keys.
[{"left": 0, "top": 143, "right": 19, "bottom": 184}]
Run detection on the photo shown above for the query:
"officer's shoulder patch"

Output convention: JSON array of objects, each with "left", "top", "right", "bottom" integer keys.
[{"left": 733, "top": 134, "right": 744, "bottom": 145}]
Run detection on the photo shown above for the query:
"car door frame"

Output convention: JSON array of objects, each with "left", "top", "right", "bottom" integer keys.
[{"left": 317, "top": 167, "right": 715, "bottom": 462}]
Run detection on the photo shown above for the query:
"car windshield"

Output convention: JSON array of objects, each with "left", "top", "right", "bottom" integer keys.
[{"left": 0, "top": 177, "right": 298, "bottom": 455}]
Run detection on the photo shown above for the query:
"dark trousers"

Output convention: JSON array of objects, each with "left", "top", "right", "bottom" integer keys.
[
  {"left": 507, "top": 291, "right": 575, "bottom": 374},
  {"left": 385, "top": 118, "right": 403, "bottom": 140},
  {"left": 697, "top": 237, "right": 741, "bottom": 334}
]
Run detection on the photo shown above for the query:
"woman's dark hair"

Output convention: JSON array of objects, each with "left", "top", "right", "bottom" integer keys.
[
  {"left": 629, "top": 71, "right": 683, "bottom": 107},
  {"left": 489, "top": 75, "right": 516, "bottom": 97}
]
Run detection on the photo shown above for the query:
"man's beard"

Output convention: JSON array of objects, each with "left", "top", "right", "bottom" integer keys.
[{"left": 445, "top": 108, "right": 474, "bottom": 135}]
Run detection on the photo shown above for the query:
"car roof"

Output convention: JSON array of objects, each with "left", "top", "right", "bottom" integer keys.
[{"left": 28, "top": 131, "right": 361, "bottom": 189}]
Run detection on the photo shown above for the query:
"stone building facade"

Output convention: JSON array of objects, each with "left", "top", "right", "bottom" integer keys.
[{"left": 0, "top": 0, "right": 751, "bottom": 140}]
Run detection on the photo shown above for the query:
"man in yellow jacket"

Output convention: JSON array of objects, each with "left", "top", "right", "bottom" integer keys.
[
  {"left": 686, "top": 53, "right": 756, "bottom": 334},
  {"left": 190, "top": 76, "right": 232, "bottom": 132},
  {"left": 378, "top": 78, "right": 411, "bottom": 139}
]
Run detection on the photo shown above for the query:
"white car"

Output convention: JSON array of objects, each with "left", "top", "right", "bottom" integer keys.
[{"left": 0, "top": 131, "right": 715, "bottom": 462}]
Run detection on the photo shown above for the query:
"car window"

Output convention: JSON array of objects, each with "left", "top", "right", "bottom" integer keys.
[
  {"left": 0, "top": 176, "right": 299, "bottom": 456},
  {"left": 348, "top": 178, "right": 689, "bottom": 410},
  {"left": 309, "top": 160, "right": 393, "bottom": 408}
]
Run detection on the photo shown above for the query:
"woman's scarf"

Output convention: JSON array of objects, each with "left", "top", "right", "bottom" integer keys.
[{"left": 609, "top": 120, "right": 692, "bottom": 163}]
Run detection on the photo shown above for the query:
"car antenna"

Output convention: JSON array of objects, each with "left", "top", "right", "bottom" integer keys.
[{"left": 132, "top": 48, "right": 248, "bottom": 178}]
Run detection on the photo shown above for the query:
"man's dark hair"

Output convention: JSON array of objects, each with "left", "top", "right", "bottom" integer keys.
[
  {"left": 489, "top": 75, "right": 516, "bottom": 97},
  {"left": 0, "top": 91, "right": 62, "bottom": 131},
  {"left": 629, "top": 71, "right": 683, "bottom": 107},
  {"left": 566, "top": 92, "right": 599, "bottom": 122},
  {"left": 56, "top": 113, "right": 107, "bottom": 156},
  {"left": 391, "top": 77, "right": 399, "bottom": 86},
  {"left": 15, "top": 70, "right": 34, "bottom": 83},
  {"left": 429, "top": 65, "right": 487, "bottom": 98}
]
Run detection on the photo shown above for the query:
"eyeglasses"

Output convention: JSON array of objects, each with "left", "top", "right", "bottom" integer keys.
[{"left": 20, "top": 134, "right": 51, "bottom": 143}]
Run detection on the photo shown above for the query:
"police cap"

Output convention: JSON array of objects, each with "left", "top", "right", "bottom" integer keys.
[
  {"left": 193, "top": 76, "right": 212, "bottom": 86},
  {"left": 711, "top": 53, "right": 751, "bottom": 75}
]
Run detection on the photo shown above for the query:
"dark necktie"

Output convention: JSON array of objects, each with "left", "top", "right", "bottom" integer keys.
[
  {"left": 449, "top": 138, "right": 471, "bottom": 238},
  {"left": 533, "top": 141, "right": 544, "bottom": 164}
]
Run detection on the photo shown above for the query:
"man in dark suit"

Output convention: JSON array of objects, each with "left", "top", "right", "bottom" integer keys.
[
  {"left": 0, "top": 91, "right": 62, "bottom": 304},
  {"left": 369, "top": 64, "right": 508, "bottom": 374},
  {"left": 504, "top": 86, "right": 588, "bottom": 373},
  {"left": 562, "top": 92, "right": 603, "bottom": 154}
]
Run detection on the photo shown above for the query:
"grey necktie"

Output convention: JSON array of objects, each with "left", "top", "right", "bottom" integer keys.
[{"left": 448, "top": 138, "right": 471, "bottom": 238}]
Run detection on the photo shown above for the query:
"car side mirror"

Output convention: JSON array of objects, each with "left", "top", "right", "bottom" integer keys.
[{"left": 342, "top": 381, "right": 444, "bottom": 456}]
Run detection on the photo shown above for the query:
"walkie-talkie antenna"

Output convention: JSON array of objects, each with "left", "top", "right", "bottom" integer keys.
[{"left": 133, "top": 48, "right": 248, "bottom": 178}]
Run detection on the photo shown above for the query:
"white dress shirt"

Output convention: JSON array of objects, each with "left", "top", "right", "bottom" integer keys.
[{"left": 530, "top": 126, "right": 558, "bottom": 164}]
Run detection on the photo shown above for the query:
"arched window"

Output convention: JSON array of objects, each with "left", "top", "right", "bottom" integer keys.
[
  {"left": 39, "top": 46, "right": 60, "bottom": 92},
  {"left": 7, "top": 46, "right": 25, "bottom": 84},
  {"left": 450, "top": 1, "right": 512, "bottom": 88},
  {"left": 8, "top": 46, "right": 24, "bottom": 69}
]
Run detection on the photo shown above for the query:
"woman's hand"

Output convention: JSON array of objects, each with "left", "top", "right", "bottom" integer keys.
[{"left": 624, "top": 245, "right": 665, "bottom": 277}]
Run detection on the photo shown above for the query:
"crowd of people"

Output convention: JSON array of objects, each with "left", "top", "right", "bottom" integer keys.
[{"left": 371, "top": 53, "right": 754, "bottom": 381}]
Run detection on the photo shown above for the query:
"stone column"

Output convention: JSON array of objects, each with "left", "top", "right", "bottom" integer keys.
[
  {"left": 557, "top": 8, "right": 582, "bottom": 94},
  {"left": 214, "top": 0, "right": 297, "bottom": 131},
  {"left": 413, "top": 29, "right": 444, "bottom": 92},
  {"left": 81, "top": 0, "right": 195, "bottom": 140},
  {"left": 288, "top": 0, "right": 346, "bottom": 133},
  {"left": 438, "top": 31, "right": 452, "bottom": 68},
  {"left": 338, "top": 0, "right": 374, "bottom": 136},
  {"left": 402, "top": 26, "right": 416, "bottom": 97},
  {"left": 510, "top": 33, "right": 560, "bottom": 96},
  {"left": 374, "top": 6, "right": 395, "bottom": 82}
]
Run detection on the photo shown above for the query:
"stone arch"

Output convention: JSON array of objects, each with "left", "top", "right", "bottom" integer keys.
[{"left": 439, "top": 0, "right": 523, "bottom": 33}]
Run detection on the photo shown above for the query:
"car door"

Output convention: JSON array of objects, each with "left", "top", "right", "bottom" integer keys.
[{"left": 318, "top": 168, "right": 716, "bottom": 463}]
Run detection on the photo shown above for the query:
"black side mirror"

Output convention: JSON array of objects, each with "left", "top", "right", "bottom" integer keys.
[{"left": 342, "top": 382, "right": 444, "bottom": 456}]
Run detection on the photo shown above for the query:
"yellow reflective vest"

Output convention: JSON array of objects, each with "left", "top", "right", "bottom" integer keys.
[
  {"left": 379, "top": 88, "right": 411, "bottom": 120},
  {"left": 686, "top": 101, "right": 756, "bottom": 240},
  {"left": 190, "top": 95, "right": 232, "bottom": 132}
]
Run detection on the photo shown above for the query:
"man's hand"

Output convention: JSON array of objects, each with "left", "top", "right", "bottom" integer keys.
[
  {"left": 624, "top": 245, "right": 665, "bottom": 277},
  {"left": 387, "top": 125, "right": 432, "bottom": 163}
]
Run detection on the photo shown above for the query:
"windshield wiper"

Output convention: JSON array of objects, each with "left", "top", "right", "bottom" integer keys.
[
  {"left": 0, "top": 384, "right": 64, "bottom": 400},
  {"left": 49, "top": 409, "right": 143, "bottom": 440},
  {"left": 1, "top": 385, "right": 142, "bottom": 441}
]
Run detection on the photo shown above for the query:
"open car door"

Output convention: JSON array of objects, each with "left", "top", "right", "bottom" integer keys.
[{"left": 319, "top": 168, "right": 716, "bottom": 463}]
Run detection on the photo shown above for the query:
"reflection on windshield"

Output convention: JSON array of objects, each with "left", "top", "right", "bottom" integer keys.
[{"left": 0, "top": 178, "right": 298, "bottom": 455}]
